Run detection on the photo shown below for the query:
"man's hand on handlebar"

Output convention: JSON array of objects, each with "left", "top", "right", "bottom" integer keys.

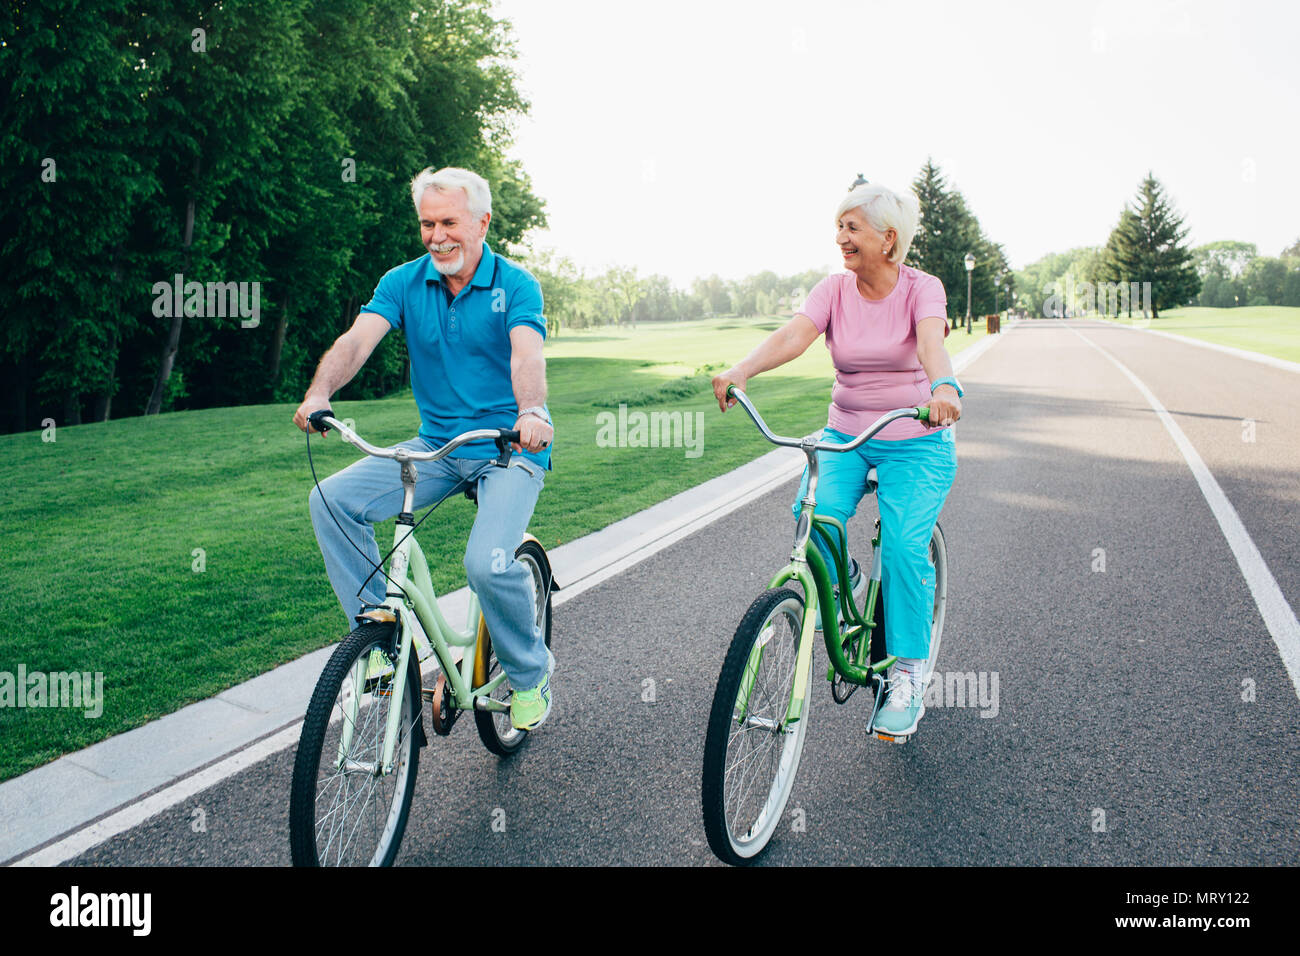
[
  {"left": 512, "top": 413, "right": 553, "bottom": 454},
  {"left": 294, "top": 394, "right": 333, "bottom": 433}
]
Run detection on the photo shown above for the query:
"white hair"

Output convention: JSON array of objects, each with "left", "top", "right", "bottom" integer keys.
[
  {"left": 835, "top": 183, "right": 920, "bottom": 264},
  {"left": 410, "top": 166, "right": 492, "bottom": 220}
]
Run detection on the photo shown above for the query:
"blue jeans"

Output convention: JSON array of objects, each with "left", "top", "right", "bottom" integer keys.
[
  {"left": 792, "top": 428, "right": 957, "bottom": 660},
  {"left": 308, "top": 437, "right": 549, "bottom": 688}
]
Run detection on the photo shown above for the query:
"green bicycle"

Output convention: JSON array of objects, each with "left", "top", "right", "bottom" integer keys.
[
  {"left": 289, "top": 412, "right": 556, "bottom": 867},
  {"left": 700, "top": 386, "right": 948, "bottom": 865}
]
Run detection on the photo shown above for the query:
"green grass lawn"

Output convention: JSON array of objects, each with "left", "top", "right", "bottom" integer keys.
[
  {"left": 0, "top": 314, "right": 974, "bottom": 780},
  {"left": 1102, "top": 306, "right": 1300, "bottom": 363}
]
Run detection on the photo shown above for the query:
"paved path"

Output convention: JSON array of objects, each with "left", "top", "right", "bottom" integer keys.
[{"left": 24, "top": 320, "right": 1300, "bottom": 865}]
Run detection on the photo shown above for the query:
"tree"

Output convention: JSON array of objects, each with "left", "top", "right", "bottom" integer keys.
[
  {"left": 0, "top": 0, "right": 547, "bottom": 433},
  {"left": 908, "top": 158, "right": 1011, "bottom": 321},
  {"left": 1100, "top": 173, "right": 1200, "bottom": 318},
  {"left": 1095, "top": 209, "right": 1143, "bottom": 316},
  {"left": 0, "top": 0, "right": 157, "bottom": 427},
  {"left": 1192, "top": 241, "right": 1257, "bottom": 280}
]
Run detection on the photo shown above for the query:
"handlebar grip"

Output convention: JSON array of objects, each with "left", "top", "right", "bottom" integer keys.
[
  {"left": 498, "top": 429, "right": 521, "bottom": 444},
  {"left": 725, "top": 384, "right": 737, "bottom": 398},
  {"left": 307, "top": 409, "right": 335, "bottom": 434},
  {"left": 916, "top": 406, "right": 930, "bottom": 423}
]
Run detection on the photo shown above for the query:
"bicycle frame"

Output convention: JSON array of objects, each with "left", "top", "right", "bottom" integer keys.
[
  {"left": 317, "top": 417, "right": 524, "bottom": 775},
  {"left": 725, "top": 387, "right": 930, "bottom": 724}
]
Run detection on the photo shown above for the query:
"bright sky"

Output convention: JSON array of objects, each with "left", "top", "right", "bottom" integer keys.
[{"left": 494, "top": 0, "right": 1300, "bottom": 285}]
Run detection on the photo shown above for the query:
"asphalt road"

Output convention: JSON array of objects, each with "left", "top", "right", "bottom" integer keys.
[{"left": 68, "top": 320, "right": 1300, "bottom": 866}]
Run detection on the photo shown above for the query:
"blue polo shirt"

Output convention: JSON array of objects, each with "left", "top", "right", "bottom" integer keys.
[{"left": 362, "top": 242, "right": 551, "bottom": 469}]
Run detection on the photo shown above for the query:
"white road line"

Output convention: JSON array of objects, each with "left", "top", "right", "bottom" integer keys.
[
  {"left": 1070, "top": 325, "right": 1300, "bottom": 700},
  {"left": 1087, "top": 317, "right": 1300, "bottom": 374},
  {"left": 9, "top": 327, "right": 1016, "bottom": 868}
]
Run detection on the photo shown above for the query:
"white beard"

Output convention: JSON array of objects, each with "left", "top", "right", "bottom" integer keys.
[{"left": 431, "top": 246, "right": 464, "bottom": 275}]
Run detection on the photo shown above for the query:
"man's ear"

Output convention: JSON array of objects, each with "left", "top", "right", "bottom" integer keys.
[{"left": 480, "top": 212, "right": 492, "bottom": 235}]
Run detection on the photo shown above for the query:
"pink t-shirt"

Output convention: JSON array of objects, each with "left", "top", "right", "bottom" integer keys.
[{"left": 798, "top": 264, "right": 949, "bottom": 441}]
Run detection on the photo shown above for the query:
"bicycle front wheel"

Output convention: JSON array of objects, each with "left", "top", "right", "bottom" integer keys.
[
  {"left": 289, "top": 621, "right": 423, "bottom": 867},
  {"left": 701, "top": 588, "right": 811, "bottom": 865}
]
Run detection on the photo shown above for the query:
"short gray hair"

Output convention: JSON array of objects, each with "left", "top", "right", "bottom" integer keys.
[
  {"left": 835, "top": 183, "right": 920, "bottom": 264},
  {"left": 410, "top": 167, "right": 492, "bottom": 219}
]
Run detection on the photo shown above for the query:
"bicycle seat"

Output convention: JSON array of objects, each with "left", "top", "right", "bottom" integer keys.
[
  {"left": 464, "top": 481, "right": 479, "bottom": 505},
  {"left": 865, "top": 467, "right": 878, "bottom": 495}
]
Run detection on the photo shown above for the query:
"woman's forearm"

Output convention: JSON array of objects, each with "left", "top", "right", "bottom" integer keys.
[
  {"left": 734, "top": 316, "right": 819, "bottom": 379},
  {"left": 917, "top": 343, "right": 955, "bottom": 386}
]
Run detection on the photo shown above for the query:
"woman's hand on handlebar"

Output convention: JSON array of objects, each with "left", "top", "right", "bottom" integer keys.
[
  {"left": 928, "top": 385, "right": 962, "bottom": 428},
  {"left": 711, "top": 367, "right": 747, "bottom": 412}
]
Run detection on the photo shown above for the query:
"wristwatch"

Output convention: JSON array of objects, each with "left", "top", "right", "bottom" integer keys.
[
  {"left": 930, "top": 377, "right": 964, "bottom": 398},
  {"left": 518, "top": 405, "right": 552, "bottom": 426}
]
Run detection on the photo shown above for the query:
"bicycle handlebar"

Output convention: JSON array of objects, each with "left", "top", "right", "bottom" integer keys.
[
  {"left": 724, "top": 385, "right": 930, "bottom": 452},
  {"left": 307, "top": 409, "right": 520, "bottom": 463}
]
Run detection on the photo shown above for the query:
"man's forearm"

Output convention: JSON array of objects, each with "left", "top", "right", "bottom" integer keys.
[
  {"left": 512, "top": 353, "right": 547, "bottom": 412},
  {"left": 306, "top": 337, "right": 366, "bottom": 401}
]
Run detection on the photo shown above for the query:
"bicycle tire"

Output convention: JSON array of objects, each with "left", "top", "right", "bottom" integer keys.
[
  {"left": 289, "top": 621, "right": 423, "bottom": 867},
  {"left": 927, "top": 522, "right": 948, "bottom": 682},
  {"left": 702, "top": 588, "right": 811, "bottom": 865},
  {"left": 474, "top": 539, "right": 553, "bottom": 756}
]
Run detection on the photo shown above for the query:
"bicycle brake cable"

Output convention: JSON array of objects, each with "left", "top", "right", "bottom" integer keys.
[
  {"left": 306, "top": 426, "right": 414, "bottom": 608},
  {"left": 306, "top": 428, "right": 490, "bottom": 611}
]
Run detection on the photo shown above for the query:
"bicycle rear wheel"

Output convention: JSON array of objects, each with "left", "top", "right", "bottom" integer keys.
[
  {"left": 869, "top": 520, "right": 948, "bottom": 682},
  {"left": 289, "top": 622, "right": 423, "bottom": 867},
  {"left": 702, "top": 588, "right": 810, "bottom": 865},
  {"left": 474, "top": 539, "right": 554, "bottom": 756},
  {"left": 926, "top": 522, "right": 948, "bottom": 682}
]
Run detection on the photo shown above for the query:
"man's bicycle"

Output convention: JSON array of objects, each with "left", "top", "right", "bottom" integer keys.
[
  {"left": 700, "top": 386, "right": 948, "bottom": 865},
  {"left": 288, "top": 411, "right": 556, "bottom": 867}
]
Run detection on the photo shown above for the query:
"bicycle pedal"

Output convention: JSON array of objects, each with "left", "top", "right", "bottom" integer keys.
[{"left": 873, "top": 731, "right": 911, "bottom": 745}]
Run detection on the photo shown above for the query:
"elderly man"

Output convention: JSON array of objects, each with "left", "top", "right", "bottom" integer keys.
[{"left": 294, "top": 167, "right": 556, "bottom": 730}]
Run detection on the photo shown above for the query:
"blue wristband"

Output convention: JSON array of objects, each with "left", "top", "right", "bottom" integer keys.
[{"left": 930, "top": 376, "right": 964, "bottom": 398}]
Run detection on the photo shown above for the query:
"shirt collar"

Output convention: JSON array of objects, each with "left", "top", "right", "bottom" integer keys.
[{"left": 425, "top": 241, "right": 496, "bottom": 289}]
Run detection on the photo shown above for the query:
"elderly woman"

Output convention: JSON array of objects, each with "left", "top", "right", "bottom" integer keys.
[{"left": 711, "top": 182, "right": 963, "bottom": 737}]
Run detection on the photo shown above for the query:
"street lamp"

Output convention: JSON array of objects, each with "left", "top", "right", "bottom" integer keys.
[{"left": 964, "top": 253, "right": 976, "bottom": 334}]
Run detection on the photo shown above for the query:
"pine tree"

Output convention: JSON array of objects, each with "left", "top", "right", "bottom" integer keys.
[
  {"left": 1100, "top": 173, "right": 1200, "bottom": 318},
  {"left": 1095, "top": 209, "right": 1143, "bottom": 316},
  {"left": 908, "top": 158, "right": 1012, "bottom": 323}
]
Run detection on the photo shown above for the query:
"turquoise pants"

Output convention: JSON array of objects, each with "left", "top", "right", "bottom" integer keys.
[{"left": 792, "top": 427, "right": 957, "bottom": 660}]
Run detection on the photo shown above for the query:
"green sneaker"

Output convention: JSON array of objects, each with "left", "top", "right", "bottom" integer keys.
[
  {"left": 363, "top": 648, "right": 395, "bottom": 694},
  {"left": 510, "top": 649, "right": 555, "bottom": 731}
]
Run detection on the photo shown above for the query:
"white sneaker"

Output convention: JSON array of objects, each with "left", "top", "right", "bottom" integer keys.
[{"left": 871, "top": 670, "right": 925, "bottom": 736}]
